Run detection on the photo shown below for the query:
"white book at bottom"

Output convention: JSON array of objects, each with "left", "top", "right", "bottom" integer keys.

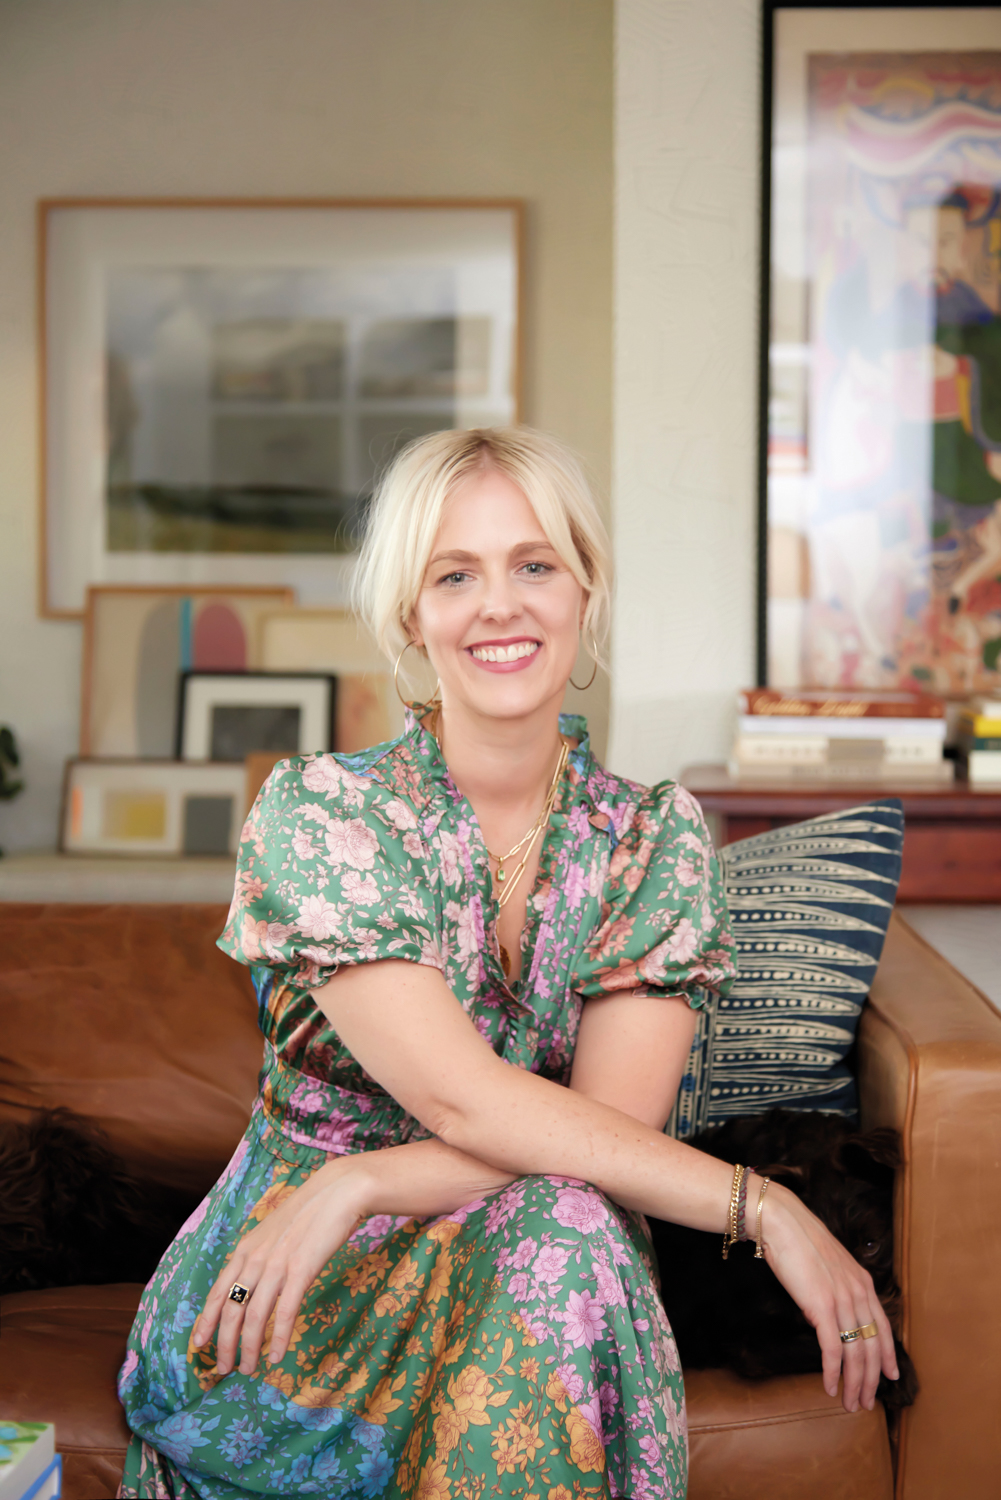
[{"left": 0, "top": 1425, "right": 56, "bottom": 1500}]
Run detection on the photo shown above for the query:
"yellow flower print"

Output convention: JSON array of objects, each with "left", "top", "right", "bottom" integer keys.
[
  {"left": 426, "top": 1247, "right": 452, "bottom": 1305},
  {"left": 263, "top": 1367, "right": 294, "bottom": 1396},
  {"left": 414, "top": 1455, "right": 452, "bottom": 1500},
  {"left": 432, "top": 1401, "right": 465, "bottom": 1456},
  {"left": 490, "top": 1413, "right": 544, "bottom": 1474},
  {"left": 446, "top": 1363, "right": 493, "bottom": 1425},
  {"left": 387, "top": 1251, "right": 423, "bottom": 1292},
  {"left": 518, "top": 1357, "right": 540, "bottom": 1383},
  {"left": 426, "top": 1220, "right": 461, "bottom": 1245},
  {"left": 363, "top": 1372, "right": 407, "bottom": 1424},
  {"left": 546, "top": 1371, "right": 569, "bottom": 1412},
  {"left": 565, "top": 1406, "right": 606, "bottom": 1473},
  {"left": 548, "top": 1488, "right": 573, "bottom": 1500},
  {"left": 248, "top": 1179, "right": 297, "bottom": 1222},
  {"left": 343, "top": 1249, "right": 391, "bottom": 1295},
  {"left": 405, "top": 1335, "right": 423, "bottom": 1357}
]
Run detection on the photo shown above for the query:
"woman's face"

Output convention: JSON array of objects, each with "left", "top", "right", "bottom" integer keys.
[{"left": 409, "top": 466, "right": 585, "bottom": 725}]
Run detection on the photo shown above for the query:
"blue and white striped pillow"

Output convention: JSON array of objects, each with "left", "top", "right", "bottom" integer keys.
[{"left": 669, "top": 799, "right": 904, "bottom": 1140}]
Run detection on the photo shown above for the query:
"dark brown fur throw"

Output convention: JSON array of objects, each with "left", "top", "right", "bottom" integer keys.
[
  {"left": 0, "top": 1107, "right": 200, "bottom": 1296},
  {"left": 647, "top": 1109, "right": 918, "bottom": 1409}
]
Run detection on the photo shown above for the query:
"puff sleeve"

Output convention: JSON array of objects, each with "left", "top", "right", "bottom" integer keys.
[
  {"left": 217, "top": 753, "right": 441, "bottom": 989},
  {"left": 572, "top": 780, "right": 736, "bottom": 1009}
]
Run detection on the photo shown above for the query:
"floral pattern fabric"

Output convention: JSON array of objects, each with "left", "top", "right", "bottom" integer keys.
[{"left": 118, "top": 712, "right": 736, "bottom": 1500}]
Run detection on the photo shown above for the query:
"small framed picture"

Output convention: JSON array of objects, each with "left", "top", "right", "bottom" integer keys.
[
  {"left": 177, "top": 672, "right": 336, "bottom": 761},
  {"left": 81, "top": 584, "right": 294, "bottom": 757},
  {"left": 61, "top": 759, "right": 247, "bottom": 856}
]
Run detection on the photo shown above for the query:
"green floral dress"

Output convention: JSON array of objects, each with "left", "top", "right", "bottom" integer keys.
[{"left": 118, "top": 712, "right": 736, "bottom": 1500}]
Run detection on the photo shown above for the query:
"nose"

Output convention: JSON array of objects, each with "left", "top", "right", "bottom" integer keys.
[{"left": 479, "top": 566, "right": 521, "bottom": 623}]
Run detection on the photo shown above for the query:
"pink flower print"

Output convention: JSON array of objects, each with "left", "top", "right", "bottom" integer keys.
[
  {"left": 599, "top": 1380, "right": 618, "bottom": 1416},
  {"left": 555, "top": 1364, "right": 585, "bottom": 1403},
  {"left": 298, "top": 944, "right": 335, "bottom": 970},
  {"left": 534, "top": 1243, "right": 570, "bottom": 1284},
  {"left": 292, "top": 827, "right": 319, "bottom": 860},
  {"left": 263, "top": 922, "right": 293, "bottom": 961},
  {"left": 290, "top": 1081, "right": 329, "bottom": 1116},
  {"left": 385, "top": 797, "right": 417, "bottom": 831},
  {"left": 639, "top": 1434, "right": 661, "bottom": 1466},
  {"left": 563, "top": 860, "right": 588, "bottom": 911},
  {"left": 579, "top": 1392, "right": 604, "bottom": 1442},
  {"left": 234, "top": 871, "right": 266, "bottom": 907},
  {"left": 507, "top": 1271, "right": 530, "bottom": 1300},
  {"left": 437, "top": 829, "right": 462, "bottom": 887},
  {"left": 354, "top": 930, "right": 381, "bottom": 962},
  {"left": 420, "top": 936, "right": 445, "bottom": 969},
  {"left": 634, "top": 1318, "right": 649, "bottom": 1332},
  {"left": 510, "top": 1237, "right": 537, "bottom": 1270},
  {"left": 219, "top": 1135, "right": 249, "bottom": 1184},
  {"left": 553, "top": 1186, "right": 608, "bottom": 1234},
  {"left": 313, "top": 1115, "right": 356, "bottom": 1153},
  {"left": 402, "top": 831, "right": 425, "bottom": 859},
  {"left": 240, "top": 913, "right": 269, "bottom": 960},
  {"left": 671, "top": 785, "right": 701, "bottom": 824},
  {"left": 400, "top": 886, "right": 427, "bottom": 921},
  {"left": 296, "top": 895, "right": 341, "bottom": 941},
  {"left": 675, "top": 855, "right": 701, "bottom": 888},
  {"left": 667, "top": 917, "right": 698, "bottom": 964},
  {"left": 562, "top": 1289, "right": 607, "bottom": 1349},
  {"left": 364, "top": 1214, "right": 393, "bottom": 1240},
  {"left": 301, "top": 756, "right": 345, "bottom": 795},
  {"left": 325, "top": 818, "right": 379, "bottom": 870},
  {"left": 594, "top": 1262, "right": 626, "bottom": 1307},
  {"left": 341, "top": 870, "right": 380, "bottom": 906},
  {"left": 118, "top": 1348, "right": 139, "bottom": 1392},
  {"left": 300, "top": 802, "right": 333, "bottom": 825},
  {"left": 454, "top": 903, "right": 479, "bottom": 960}
]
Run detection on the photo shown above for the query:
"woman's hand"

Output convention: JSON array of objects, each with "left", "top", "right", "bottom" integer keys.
[
  {"left": 192, "top": 1159, "right": 374, "bottom": 1377},
  {"left": 751, "top": 1173, "right": 900, "bottom": 1414}
]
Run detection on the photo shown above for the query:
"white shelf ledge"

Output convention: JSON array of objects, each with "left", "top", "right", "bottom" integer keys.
[{"left": 0, "top": 851, "right": 237, "bottom": 904}]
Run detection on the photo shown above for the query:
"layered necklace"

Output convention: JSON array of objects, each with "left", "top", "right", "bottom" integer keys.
[{"left": 430, "top": 705, "right": 569, "bottom": 975}]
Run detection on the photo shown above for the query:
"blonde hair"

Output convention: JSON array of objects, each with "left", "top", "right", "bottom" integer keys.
[{"left": 352, "top": 427, "right": 612, "bottom": 675}]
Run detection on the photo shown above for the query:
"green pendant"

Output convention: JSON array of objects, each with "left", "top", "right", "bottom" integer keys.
[{"left": 496, "top": 867, "right": 506, "bottom": 881}]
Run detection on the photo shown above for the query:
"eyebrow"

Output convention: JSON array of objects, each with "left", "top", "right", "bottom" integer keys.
[{"left": 427, "top": 540, "right": 558, "bottom": 568}]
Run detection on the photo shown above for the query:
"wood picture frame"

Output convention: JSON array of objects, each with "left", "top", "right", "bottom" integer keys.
[
  {"left": 759, "top": 4, "right": 1001, "bottom": 697},
  {"left": 39, "top": 197, "right": 524, "bottom": 617}
]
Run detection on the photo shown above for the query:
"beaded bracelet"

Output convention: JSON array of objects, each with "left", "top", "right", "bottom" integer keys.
[{"left": 736, "top": 1166, "right": 752, "bottom": 1242}]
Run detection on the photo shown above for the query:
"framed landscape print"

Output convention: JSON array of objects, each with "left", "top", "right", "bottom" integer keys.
[
  {"left": 761, "top": 5, "right": 1001, "bottom": 696},
  {"left": 40, "top": 199, "right": 522, "bottom": 616}
]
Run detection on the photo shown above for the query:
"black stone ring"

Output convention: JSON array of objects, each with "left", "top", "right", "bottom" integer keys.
[{"left": 228, "top": 1282, "right": 251, "bottom": 1305}]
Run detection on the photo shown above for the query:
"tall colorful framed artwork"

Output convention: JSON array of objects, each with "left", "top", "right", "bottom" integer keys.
[
  {"left": 39, "top": 199, "right": 522, "bottom": 617},
  {"left": 761, "top": 5, "right": 1001, "bottom": 695}
]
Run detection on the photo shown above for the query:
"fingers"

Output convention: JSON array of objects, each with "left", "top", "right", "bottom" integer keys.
[
  {"left": 267, "top": 1256, "right": 320, "bottom": 1365},
  {"left": 192, "top": 1258, "right": 247, "bottom": 1351}
]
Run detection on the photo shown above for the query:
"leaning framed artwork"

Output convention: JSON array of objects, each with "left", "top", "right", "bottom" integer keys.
[
  {"left": 39, "top": 198, "right": 523, "bottom": 617},
  {"left": 761, "top": 5, "right": 1001, "bottom": 696}
]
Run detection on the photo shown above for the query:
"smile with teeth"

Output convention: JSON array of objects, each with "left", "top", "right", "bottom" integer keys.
[{"left": 469, "top": 641, "right": 540, "bottom": 663}]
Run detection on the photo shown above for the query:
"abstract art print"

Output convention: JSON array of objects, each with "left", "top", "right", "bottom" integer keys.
[
  {"left": 41, "top": 200, "right": 521, "bottom": 616},
  {"left": 81, "top": 586, "right": 293, "bottom": 757},
  {"left": 61, "top": 759, "right": 247, "bottom": 857},
  {"left": 764, "top": 6, "right": 1001, "bottom": 696}
]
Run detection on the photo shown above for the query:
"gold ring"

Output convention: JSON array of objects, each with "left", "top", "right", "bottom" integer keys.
[
  {"left": 228, "top": 1282, "right": 250, "bottom": 1305},
  {"left": 839, "top": 1327, "right": 861, "bottom": 1343},
  {"left": 859, "top": 1321, "right": 879, "bottom": 1340}
]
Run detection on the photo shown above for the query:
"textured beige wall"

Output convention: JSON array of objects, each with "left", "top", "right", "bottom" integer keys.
[
  {"left": 609, "top": 0, "right": 760, "bottom": 785},
  {"left": 0, "top": 0, "right": 612, "bottom": 850}
]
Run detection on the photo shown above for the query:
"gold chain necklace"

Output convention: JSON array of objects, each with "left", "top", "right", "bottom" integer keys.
[{"left": 429, "top": 704, "right": 569, "bottom": 922}]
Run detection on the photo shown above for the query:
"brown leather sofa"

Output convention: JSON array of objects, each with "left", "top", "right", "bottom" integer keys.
[{"left": 1, "top": 903, "right": 998, "bottom": 1499}]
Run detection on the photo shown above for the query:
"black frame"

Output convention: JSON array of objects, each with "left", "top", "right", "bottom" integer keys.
[
  {"left": 175, "top": 671, "right": 338, "bottom": 761},
  {"left": 756, "top": 0, "right": 1001, "bottom": 686}
]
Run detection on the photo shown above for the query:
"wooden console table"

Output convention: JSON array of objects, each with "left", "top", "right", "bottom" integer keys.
[{"left": 680, "top": 764, "right": 1001, "bottom": 902}]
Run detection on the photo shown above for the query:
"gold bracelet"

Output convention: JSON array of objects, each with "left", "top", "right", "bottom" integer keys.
[
  {"left": 754, "top": 1176, "right": 771, "bottom": 1260},
  {"left": 722, "top": 1163, "right": 746, "bottom": 1260}
]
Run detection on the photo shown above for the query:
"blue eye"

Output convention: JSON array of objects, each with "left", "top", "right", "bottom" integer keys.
[{"left": 521, "top": 562, "right": 552, "bottom": 578}]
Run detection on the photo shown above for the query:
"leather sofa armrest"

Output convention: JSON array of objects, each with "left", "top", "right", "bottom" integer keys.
[{"left": 857, "top": 911, "right": 1001, "bottom": 1500}]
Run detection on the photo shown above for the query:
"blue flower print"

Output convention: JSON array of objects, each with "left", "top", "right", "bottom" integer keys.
[
  {"left": 311, "top": 1446, "right": 345, "bottom": 1484},
  {"left": 286, "top": 1401, "right": 342, "bottom": 1431},
  {"left": 359, "top": 1446, "right": 393, "bottom": 1495},
  {"left": 151, "top": 1412, "right": 215, "bottom": 1466},
  {"left": 220, "top": 1416, "right": 268, "bottom": 1468},
  {"left": 289, "top": 1453, "right": 312, "bottom": 1484},
  {"left": 165, "top": 1347, "right": 189, "bottom": 1396},
  {"left": 350, "top": 1417, "right": 384, "bottom": 1452},
  {"left": 256, "top": 1382, "right": 285, "bottom": 1410},
  {"left": 172, "top": 1297, "right": 196, "bottom": 1333}
]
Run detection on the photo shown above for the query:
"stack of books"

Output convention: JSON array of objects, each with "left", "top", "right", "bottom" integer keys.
[
  {"left": 0, "top": 1423, "right": 60, "bottom": 1500},
  {"left": 730, "top": 689, "right": 952, "bottom": 783},
  {"left": 957, "top": 696, "right": 1001, "bottom": 785}
]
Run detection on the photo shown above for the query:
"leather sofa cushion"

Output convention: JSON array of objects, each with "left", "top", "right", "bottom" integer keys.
[
  {"left": 0, "top": 1286, "right": 893, "bottom": 1500},
  {"left": 0, "top": 1283, "right": 142, "bottom": 1500},
  {"left": 0, "top": 904, "right": 263, "bottom": 1195}
]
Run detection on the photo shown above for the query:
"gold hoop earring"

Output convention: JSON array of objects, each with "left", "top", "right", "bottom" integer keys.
[
  {"left": 569, "top": 634, "right": 599, "bottom": 692},
  {"left": 393, "top": 639, "right": 441, "bottom": 708}
]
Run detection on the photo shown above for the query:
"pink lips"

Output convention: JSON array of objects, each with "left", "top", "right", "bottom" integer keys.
[{"left": 466, "top": 638, "right": 541, "bottom": 674}]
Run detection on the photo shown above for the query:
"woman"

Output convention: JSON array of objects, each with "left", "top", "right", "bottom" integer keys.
[{"left": 118, "top": 428, "right": 897, "bottom": 1500}]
